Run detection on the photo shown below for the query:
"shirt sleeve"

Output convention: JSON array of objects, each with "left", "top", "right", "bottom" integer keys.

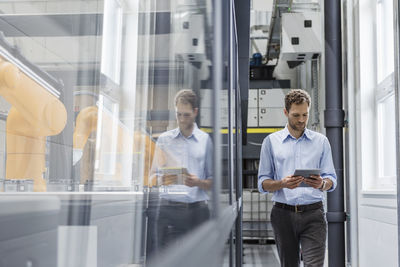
[
  {"left": 258, "top": 136, "right": 275, "bottom": 194},
  {"left": 204, "top": 136, "right": 213, "bottom": 180},
  {"left": 149, "top": 135, "right": 170, "bottom": 186},
  {"left": 320, "top": 137, "right": 337, "bottom": 192}
]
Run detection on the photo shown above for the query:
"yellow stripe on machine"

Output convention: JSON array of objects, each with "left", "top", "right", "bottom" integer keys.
[{"left": 200, "top": 128, "right": 283, "bottom": 134}]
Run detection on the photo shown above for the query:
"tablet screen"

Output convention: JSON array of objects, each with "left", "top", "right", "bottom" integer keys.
[
  {"left": 294, "top": 169, "right": 320, "bottom": 187},
  {"left": 293, "top": 169, "right": 320, "bottom": 178}
]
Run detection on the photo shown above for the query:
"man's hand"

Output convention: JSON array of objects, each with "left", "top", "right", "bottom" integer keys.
[
  {"left": 161, "top": 174, "right": 178, "bottom": 185},
  {"left": 262, "top": 175, "right": 304, "bottom": 192},
  {"left": 303, "top": 174, "right": 323, "bottom": 189},
  {"left": 281, "top": 175, "right": 304, "bottom": 189},
  {"left": 184, "top": 173, "right": 200, "bottom": 187},
  {"left": 184, "top": 173, "right": 212, "bottom": 190}
]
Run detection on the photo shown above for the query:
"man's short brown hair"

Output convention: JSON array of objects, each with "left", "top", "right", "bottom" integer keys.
[
  {"left": 284, "top": 89, "right": 311, "bottom": 111},
  {"left": 175, "top": 89, "right": 198, "bottom": 110}
]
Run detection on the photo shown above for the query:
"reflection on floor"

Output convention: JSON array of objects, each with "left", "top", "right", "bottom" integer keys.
[{"left": 223, "top": 243, "right": 280, "bottom": 267}]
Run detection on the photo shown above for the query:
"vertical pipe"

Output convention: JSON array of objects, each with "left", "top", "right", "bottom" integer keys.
[
  {"left": 212, "top": 0, "right": 223, "bottom": 219},
  {"left": 324, "top": 0, "right": 346, "bottom": 266},
  {"left": 393, "top": 1, "right": 400, "bottom": 266}
]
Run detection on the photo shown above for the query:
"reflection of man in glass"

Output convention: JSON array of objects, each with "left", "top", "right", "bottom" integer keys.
[{"left": 151, "top": 89, "right": 212, "bottom": 251}]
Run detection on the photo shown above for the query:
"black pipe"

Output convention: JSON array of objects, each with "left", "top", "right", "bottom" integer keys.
[{"left": 324, "top": 1, "right": 346, "bottom": 266}]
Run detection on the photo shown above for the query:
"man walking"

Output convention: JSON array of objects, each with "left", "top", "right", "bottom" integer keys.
[{"left": 258, "top": 89, "right": 337, "bottom": 267}]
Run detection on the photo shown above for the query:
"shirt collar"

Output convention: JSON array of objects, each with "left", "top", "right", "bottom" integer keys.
[
  {"left": 303, "top": 128, "right": 314, "bottom": 140},
  {"left": 173, "top": 123, "right": 200, "bottom": 141},
  {"left": 281, "top": 124, "right": 313, "bottom": 143}
]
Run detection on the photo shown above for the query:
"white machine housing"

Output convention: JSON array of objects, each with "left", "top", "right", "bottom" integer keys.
[
  {"left": 280, "top": 12, "right": 322, "bottom": 61},
  {"left": 174, "top": 14, "right": 206, "bottom": 62}
]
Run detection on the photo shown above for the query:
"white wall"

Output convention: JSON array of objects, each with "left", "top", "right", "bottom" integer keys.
[{"left": 358, "top": 195, "right": 398, "bottom": 267}]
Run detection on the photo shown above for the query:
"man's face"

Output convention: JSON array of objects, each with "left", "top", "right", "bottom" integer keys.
[
  {"left": 284, "top": 102, "right": 309, "bottom": 132},
  {"left": 175, "top": 102, "right": 198, "bottom": 131}
]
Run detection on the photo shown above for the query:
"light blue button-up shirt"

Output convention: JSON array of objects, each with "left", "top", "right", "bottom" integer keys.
[
  {"left": 153, "top": 124, "right": 213, "bottom": 203},
  {"left": 258, "top": 126, "right": 337, "bottom": 205}
]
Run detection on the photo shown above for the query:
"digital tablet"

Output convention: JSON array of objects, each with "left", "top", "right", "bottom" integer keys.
[
  {"left": 293, "top": 169, "right": 320, "bottom": 187},
  {"left": 294, "top": 169, "right": 320, "bottom": 178},
  {"left": 158, "top": 167, "right": 188, "bottom": 184}
]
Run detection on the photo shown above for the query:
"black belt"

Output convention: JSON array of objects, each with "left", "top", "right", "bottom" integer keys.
[
  {"left": 274, "top": 201, "right": 323, "bottom": 213},
  {"left": 162, "top": 199, "right": 208, "bottom": 208}
]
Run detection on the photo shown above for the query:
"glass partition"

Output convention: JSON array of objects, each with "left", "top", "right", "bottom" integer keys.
[{"left": 0, "top": 0, "right": 239, "bottom": 266}]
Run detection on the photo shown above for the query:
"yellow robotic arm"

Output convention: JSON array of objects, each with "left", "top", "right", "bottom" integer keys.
[
  {"left": 73, "top": 105, "right": 156, "bottom": 187},
  {"left": 73, "top": 106, "right": 98, "bottom": 151},
  {"left": 0, "top": 56, "right": 67, "bottom": 192}
]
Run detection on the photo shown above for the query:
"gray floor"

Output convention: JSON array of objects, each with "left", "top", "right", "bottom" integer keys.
[
  {"left": 223, "top": 243, "right": 280, "bottom": 267},
  {"left": 223, "top": 243, "right": 330, "bottom": 267}
]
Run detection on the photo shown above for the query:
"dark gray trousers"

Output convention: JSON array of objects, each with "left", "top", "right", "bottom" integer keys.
[
  {"left": 271, "top": 205, "right": 327, "bottom": 267},
  {"left": 156, "top": 200, "right": 210, "bottom": 251}
]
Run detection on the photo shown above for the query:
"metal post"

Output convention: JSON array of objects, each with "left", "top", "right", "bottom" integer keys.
[
  {"left": 212, "top": 0, "right": 223, "bottom": 219},
  {"left": 393, "top": 1, "right": 400, "bottom": 266},
  {"left": 324, "top": 0, "right": 346, "bottom": 266},
  {"left": 233, "top": 0, "right": 250, "bottom": 265},
  {"left": 229, "top": 1, "right": 235, "bottom": 266},
  {"left": 234, "top": 0, "right": 250, "bottom": 147},
  {"left": 343, "top": 0, "right": 359, "bottom": 265},
  {"left": 235, "top": 75, "right": 243, "bottom": 267}
]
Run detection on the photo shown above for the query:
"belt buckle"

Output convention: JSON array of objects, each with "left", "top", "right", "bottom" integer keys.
[{"left": 295, "top": 205, "right": 302, "bottom": 213}]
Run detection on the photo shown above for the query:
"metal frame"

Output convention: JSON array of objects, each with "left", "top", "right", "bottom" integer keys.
[
  {"left": 233, "top": 0, "right": 250, "bottom": 265},
  {"left": 0, "top": 13, "right": 172, "bottom": 37},
  {"left": 343, "top": 0, "right": 359, "bottom": 266},
  {"left": 393, "top": 1, "right": 400, "bottom": 266},
  {"left": 211, "top": 0, "right": 223, "bottom": 220},
  {"left": 228, "top": 0, "right": 236, "bottom": 265}
]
